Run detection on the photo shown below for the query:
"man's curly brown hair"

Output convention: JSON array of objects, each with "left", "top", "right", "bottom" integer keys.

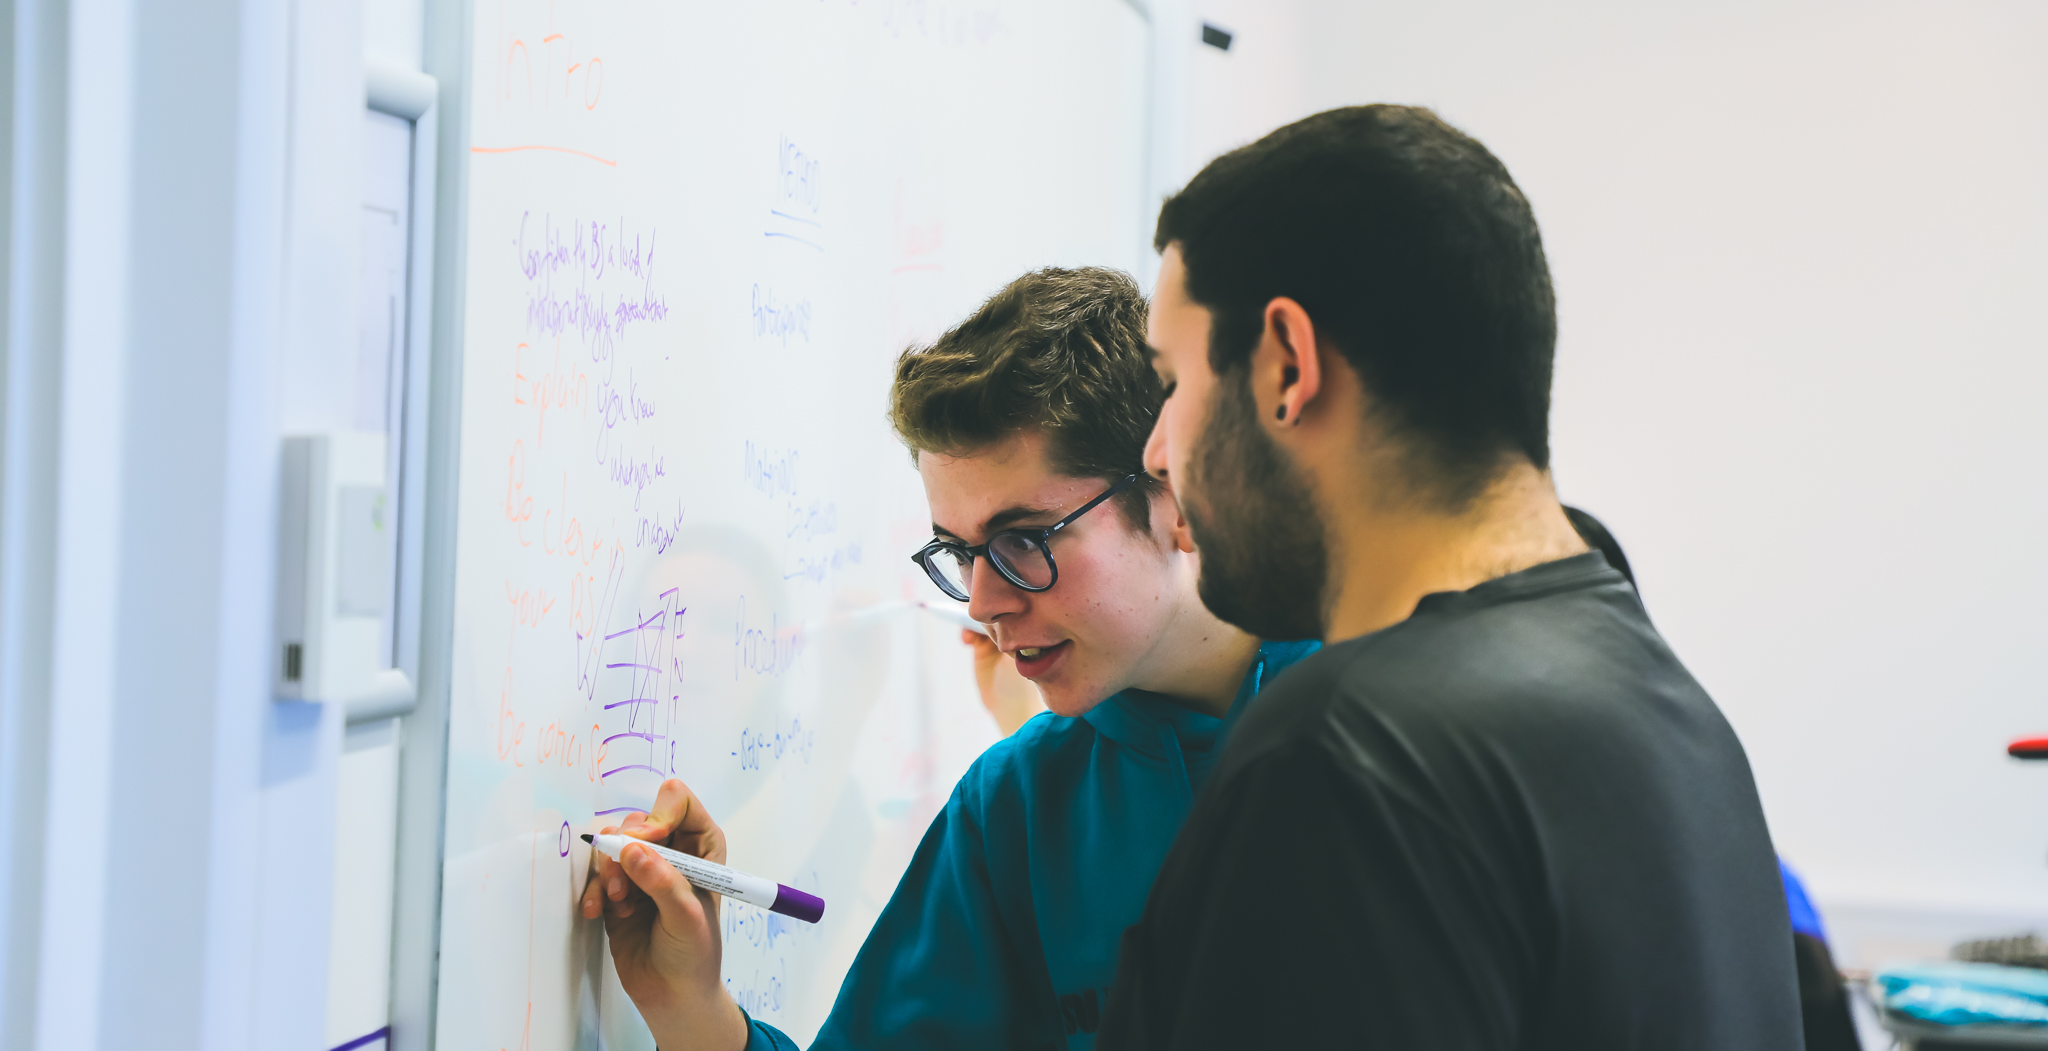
[{"left": 888, "top": 266, "right": 1164, "bottom": 531}]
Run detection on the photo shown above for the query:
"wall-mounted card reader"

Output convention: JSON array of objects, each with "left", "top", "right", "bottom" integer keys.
[{"left": 275, "top": 433, "right": 416, "bottom": 721}]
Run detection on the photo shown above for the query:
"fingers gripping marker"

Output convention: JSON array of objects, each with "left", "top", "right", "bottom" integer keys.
[{"left": 582, "top": 834, "right": 825, "bottom": 924}]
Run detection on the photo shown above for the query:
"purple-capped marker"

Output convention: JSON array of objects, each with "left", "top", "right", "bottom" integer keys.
[
  {"left": 770, "top": 884, "right": 826, "bottom": 924},
  {"left": 585, "top": 833, "right": 826, "bottom": 924}
]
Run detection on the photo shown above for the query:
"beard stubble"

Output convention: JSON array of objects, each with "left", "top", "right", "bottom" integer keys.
[{"left": 1181, "top": 371, "right": 1330, "bottom": 641}]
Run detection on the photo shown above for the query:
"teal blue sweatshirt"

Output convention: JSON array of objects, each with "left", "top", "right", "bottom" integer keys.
[{"left": 743, "top": 640, "right": 1318, "bottom": 1051}]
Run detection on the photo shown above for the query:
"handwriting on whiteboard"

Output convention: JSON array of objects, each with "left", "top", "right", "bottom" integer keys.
[
  {"left": 766, "top": 134, "right": 826, "bottom": 252},
  {"left": 752, "top": 285, "right": 813, "bottom": 346},
  {"left": 516, "top": 212, "right": 669, "bottom": 367},
  {"left": 513, "top": 340, "right": 589, "bottom": 447},
  {"left": 735, "top": 594, "right": 806, "bottom": 680},
  {"left": 744, "top": 442, "right": 800, "bottom": 499},
  {"left": 736, "top": 717, "right": 816, "bottom": 773},
  {"left": 491, "top": 1, "right": 608, "bottom": 112}
]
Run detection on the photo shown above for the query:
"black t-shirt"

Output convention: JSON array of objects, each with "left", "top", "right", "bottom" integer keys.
[{"left": 1099, "top": 553, "right": 1801, "bottom": 1050}]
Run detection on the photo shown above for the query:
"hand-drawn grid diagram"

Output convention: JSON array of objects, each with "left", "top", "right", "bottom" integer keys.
[{"left": 574, "top": 551, "right": 689, "bottom": 817}]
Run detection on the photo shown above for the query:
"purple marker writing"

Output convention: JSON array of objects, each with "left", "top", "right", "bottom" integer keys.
[{"left": 584, "top": 833, "right": 824, "bottom": 924}]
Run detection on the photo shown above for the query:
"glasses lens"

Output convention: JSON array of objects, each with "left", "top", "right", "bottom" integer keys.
[
  {"left": 920, "top": 544, "right": 972, "bottom": 601},
  {"left": 988, "top": 533, "right": 1054, "bottom": 590}
]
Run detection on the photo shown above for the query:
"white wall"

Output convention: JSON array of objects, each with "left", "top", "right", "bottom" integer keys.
[{"left": 1186, "top": 0, "right": 2048, "bottom": 952}]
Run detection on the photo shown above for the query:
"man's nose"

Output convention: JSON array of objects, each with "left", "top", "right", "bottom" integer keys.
[
  {"left": 964, "top": 557, "right": 1026, "bottom": 626},
  {"left": 1142, "top": 413, "right": 1170, "bottom": 483}
]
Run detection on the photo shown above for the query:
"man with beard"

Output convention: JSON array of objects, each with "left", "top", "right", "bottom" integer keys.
[{"left": 1099, "top": 106, "right": 1801, "bottom": 1049}]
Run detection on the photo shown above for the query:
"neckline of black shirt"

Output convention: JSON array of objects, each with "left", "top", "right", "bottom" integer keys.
[{"left": 1330, "top": 548, "right": 1620, "bottom": 646}]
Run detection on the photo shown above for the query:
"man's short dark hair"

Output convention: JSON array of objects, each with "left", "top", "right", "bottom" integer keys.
[
  {"left": 1155, "top": 104, "right": 1557, "bottom": 508},
  {"left": 888, "top": 266, "right": 1163, "bottom": 531}
]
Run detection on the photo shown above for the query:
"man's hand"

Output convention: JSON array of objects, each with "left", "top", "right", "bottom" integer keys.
[
  {"left": 579, "top": 778, "right": 750, "bottom": 1051},
  {"left": 965, "top": 628, "right": 1045, "bottom": 735}
]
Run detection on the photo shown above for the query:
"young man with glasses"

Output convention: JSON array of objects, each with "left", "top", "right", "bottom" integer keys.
[{"left": 580, "top": 266, "right": 1317, "bottom": 1051}]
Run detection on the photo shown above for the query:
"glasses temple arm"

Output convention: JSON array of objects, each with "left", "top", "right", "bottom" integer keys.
[{"left": 1046, "top": 473, "right": 1142, "bottom": 536}]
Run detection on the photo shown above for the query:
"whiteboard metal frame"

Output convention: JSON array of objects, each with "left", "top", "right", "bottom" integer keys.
[{"left": 387, "top": 1, "right": 473, "bottom": 1047}]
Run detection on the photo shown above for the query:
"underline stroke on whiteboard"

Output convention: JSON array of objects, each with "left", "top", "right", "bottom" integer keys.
[
  {"left": 471, "top": 144, "right": 620, "bottom": 167},
  {"left": 764, "top": 231, "right": 824, "bottom": 251}
]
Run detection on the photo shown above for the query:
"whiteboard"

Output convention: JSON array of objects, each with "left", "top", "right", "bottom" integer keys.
[{"left": 433, "top": 2, "right": 1150, "bottom": 1047}]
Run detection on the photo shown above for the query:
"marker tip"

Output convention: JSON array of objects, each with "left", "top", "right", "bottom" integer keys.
[{"left": 580, "top": 834, "right": 594, "bottom": 843}]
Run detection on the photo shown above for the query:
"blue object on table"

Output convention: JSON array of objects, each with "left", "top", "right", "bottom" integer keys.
[
  {"left": 1874, "top": 962, "right": 2048, "bottom": 1027},
  {"left": 1779, "top": 858, "right": 1826, "bottom": 941}
]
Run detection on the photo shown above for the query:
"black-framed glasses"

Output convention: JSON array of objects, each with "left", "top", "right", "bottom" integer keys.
[{"left": 911, "top": 473, "right": 1142, "bottom": 602}]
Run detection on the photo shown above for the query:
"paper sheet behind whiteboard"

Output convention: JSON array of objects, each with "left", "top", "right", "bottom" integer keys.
[{"left": 434, "top": 1, "right": 1149, "bottom": 1047}]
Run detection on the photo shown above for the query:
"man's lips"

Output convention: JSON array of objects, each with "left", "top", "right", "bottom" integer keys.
[{"left": 1007, "top": 640, "right": 1072, "bottom": 677}]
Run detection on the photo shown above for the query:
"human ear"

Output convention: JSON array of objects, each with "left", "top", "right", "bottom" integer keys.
[
  {"left": 1155, "top": 483, "right": 1199, "bottom": 555},
  {"left": 1255, "top": 298, "right": 1323, "bottom": 428},
  {"left": 1170, "top": 508, "right": 1199, "bottom": 555}
]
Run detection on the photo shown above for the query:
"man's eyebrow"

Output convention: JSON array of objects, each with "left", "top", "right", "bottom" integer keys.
[
  {"left": 930, "top": 503, "right": 1063, "bottom": 542},
  {"left": 1145, "top": 345, "right": 1162, "bottom": 364},
  {"left": 984, "top": 504, "right": 1062, "bottom": 533}
]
